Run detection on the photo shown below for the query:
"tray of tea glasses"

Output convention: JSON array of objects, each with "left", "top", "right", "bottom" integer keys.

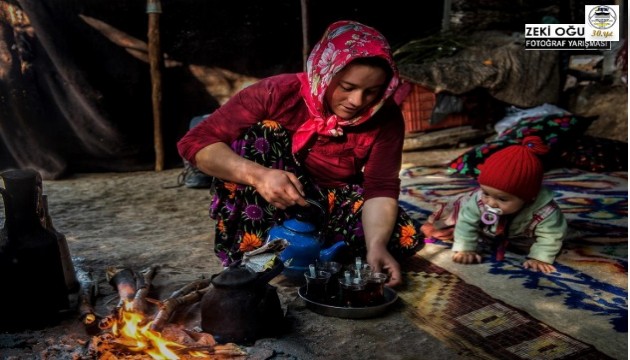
[{"left": 298, "top": 285, "right": 398, "bottom": 319}]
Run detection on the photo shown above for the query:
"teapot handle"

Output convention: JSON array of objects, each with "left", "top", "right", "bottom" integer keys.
[
  {"left": 305, "top": 198, "right": 325, "bottom": 217},
  {"left": 293, "top": 198, "right": 326, "bottom": 225}
]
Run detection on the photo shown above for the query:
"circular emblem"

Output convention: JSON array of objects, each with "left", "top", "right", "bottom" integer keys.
[{"left": 588, "top": 5, "right": 617, "bottom": 29}]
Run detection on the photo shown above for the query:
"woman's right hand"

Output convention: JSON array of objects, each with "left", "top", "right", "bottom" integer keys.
[
  {"left": 253, "top": 168, "right": 308, "bottom": 209},
  {"left": 452, "top": 251, "right": 482, "bottom": 264},
  {"left": 194, "top": 143, "right": 308, "bottom": 209}
]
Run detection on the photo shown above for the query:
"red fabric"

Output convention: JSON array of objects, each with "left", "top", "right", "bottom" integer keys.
[
  {"left": 477, "top": 136, "right": 550, "bottom": 201},
  {"left": 176, "top": 73, "right": 405, "bottom": 200},
  {"left": 291, "top": 20, "right": 400, "bottom": 154}
]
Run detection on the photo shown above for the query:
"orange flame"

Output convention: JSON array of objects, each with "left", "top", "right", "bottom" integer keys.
[{"left": 111, "top": 301, "right": 207, "bottom": 359}]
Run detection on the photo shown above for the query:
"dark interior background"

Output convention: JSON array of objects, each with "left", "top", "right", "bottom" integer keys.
[{"left": 1, "top": 0, "right": 618, "bottom": 178}]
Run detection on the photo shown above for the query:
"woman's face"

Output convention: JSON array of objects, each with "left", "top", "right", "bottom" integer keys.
[
  {"left": 479, "top": 185, "right": 526, "bottom": 216},
  {"left": 324, "top": 63, "right": 388, "bottom": 120}
]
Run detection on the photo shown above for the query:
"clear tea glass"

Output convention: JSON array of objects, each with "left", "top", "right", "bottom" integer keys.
[
  {"left": 364, "top": 272, "right": 388, "bottom": 306},
  {"left": 316, "top": 261, "right": 342, "bottom": 301},
  {"left": 304, "top": 270, "right": 331, "bottom": 303},
  {"left": 338, "top": 274, "right": 368, "bottom": 307}
]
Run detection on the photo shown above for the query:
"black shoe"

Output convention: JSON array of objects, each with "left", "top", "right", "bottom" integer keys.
[{"left": 178, "top": 162, "right": 214, "bottom": 189}]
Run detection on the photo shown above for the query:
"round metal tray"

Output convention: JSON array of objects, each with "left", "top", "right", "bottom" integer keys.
[{"left": 298, "top": 285, "right": 398, "bottom": 319}]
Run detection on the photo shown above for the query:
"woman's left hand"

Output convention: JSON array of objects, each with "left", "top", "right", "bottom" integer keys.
[
  {"left": 362, "top": 197, "right": 402, "bottom": 287},
  {"left": 367, "top": 245, "right": 402, "bottom": 287},
  {"left": 523, "top": 259, "right": 557, "bottom": 274}
]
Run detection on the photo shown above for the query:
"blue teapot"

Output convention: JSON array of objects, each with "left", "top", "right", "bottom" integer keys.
[{"left": 267, "top": 199, "right": 346, "bottom": 279}]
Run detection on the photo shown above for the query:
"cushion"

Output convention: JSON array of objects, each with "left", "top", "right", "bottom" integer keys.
[{"left": 447, "top": 113, "right": 596, "bottom": 177}]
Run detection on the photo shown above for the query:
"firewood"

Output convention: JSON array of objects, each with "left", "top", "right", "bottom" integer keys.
[
  {"left": 213, "top": 343, "right": 248, "bottom": 356},
  {"left": 99, "top": 267, "right": 138, "bottom": 330},
  {"left": 98, "top": 314, "right": 117, "bottom": 331},
  {"left": 75, "top": 265, "right": 100, "bottom": 335},
  {"left": 175, "top": 344, "right": 216, "bottom": 354},
  {"left": 182, "top": 328, "right": 216, "bottom": 346},
  {"left": 168, "top": 277, "right": 212, "bottom": 299},
  {"left": 131, "top": 265, "right": 158, "bottom": 314},
  {"left": 149, "top": 284, "right": 210, "bottom": 332},
  {"left": 106, "top": 267, "right": 138, "bottom": 308},
  {"left": 175, "top": 343, "right": 247, "bottom": 358}
]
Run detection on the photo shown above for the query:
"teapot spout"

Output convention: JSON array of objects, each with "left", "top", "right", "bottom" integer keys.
[{"left": 319, "top": 241, "right": 347, "bottom": 262}]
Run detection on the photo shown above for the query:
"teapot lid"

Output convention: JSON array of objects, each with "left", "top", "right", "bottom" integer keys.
[
  {"left": 283, "top": 217, "right": 317, "bottom": 233},
  {"left": 211, "top": 266, "right": 259, "bottom": 288}
]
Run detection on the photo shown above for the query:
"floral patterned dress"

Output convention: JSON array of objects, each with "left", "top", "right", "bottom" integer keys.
[{"left": 211, "top": 121, "right": 421, "bottom": 266}]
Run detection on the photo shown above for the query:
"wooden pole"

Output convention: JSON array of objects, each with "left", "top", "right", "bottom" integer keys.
[
  {"left": 300, "top": 0, "right": 309, "bottom": 71},
  {"left": 147, "top": 0, "right": 163, "bottom": 171},
  {"left": 441, "top": 0, "right": 452, "bottom": 32}
]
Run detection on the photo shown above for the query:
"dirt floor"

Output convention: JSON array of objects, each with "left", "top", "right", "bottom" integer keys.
[
  {"left": 0, "top": 164, "right": 467, "bottom": 360},
  {"left": 0, "top": 81, "right": 625, "bottom": 359}
]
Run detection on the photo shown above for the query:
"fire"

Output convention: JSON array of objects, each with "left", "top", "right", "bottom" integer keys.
[{"left": 110, "top": 301, "right": 208, "bottom": 359}]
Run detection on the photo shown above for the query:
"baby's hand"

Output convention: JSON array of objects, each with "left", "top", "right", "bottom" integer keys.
[
  {"left": 452, "top": 251, "right": 482, "bottom": 264},
  {"left": 523, "top": 259, "right": 557, "bottom": 274}
]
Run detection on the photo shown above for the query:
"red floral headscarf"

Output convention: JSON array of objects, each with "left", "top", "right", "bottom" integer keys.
[{"left": 291, "top": 20, "right": 400, "bottom": 154}]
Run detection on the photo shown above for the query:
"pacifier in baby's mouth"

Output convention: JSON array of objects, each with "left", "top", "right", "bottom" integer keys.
[{"left": 481, "top": 205, "right": 503, "bottom": 225}]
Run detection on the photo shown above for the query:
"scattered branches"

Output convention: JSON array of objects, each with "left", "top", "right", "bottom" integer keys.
[
  {"left": 131, "top": 265, "right": 159, "bottom": 314},
  {"left": 150, "top": 277, "right": 212, "bottom": 332}
]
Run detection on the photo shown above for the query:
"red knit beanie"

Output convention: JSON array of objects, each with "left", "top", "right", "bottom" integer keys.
[{"left": 477, "top": 136, "right": 550, "bottom": 202}]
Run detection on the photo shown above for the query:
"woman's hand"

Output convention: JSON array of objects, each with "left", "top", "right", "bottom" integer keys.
[
  {"left": 194, "top": 143, "right": 307, "bottom": 209},
  {"left": 362, "top": 197, "right": 402, "bottom": 287},
  {"left": 252, "top": 169, "right": 308, "bottom": 209},
  {"left": 452, "top": 251, "right": 482, "bottom": 264},
  {"left": 523, "top": 259, "right": 557, "bottom": 274},
  {"left": 366, "top": 244, "right": 402, "bottom": 287}
]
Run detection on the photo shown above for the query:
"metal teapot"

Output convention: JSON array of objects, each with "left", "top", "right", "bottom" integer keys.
[
  {"left": 267, "top": 199, "right": 346, "bottom": 279},
  {"left": 200, "top": 259, "right": 285, "bottom": 344}
]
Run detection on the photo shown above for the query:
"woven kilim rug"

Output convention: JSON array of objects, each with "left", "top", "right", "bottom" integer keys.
[
  {"left": 400, "top": 256, "right": 614, "bottom": 359},
  {"left": 397, "top": 167, "right": 627, "bottom": 359}
]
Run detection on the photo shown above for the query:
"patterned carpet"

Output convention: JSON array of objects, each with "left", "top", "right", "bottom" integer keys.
[{"left": 397, "top": 167, "right": 627, "bottom": 359}]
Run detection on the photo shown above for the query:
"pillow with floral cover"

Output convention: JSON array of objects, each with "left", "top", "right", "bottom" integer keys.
[{"left": 447, "top": 113, "right": 596, "bottom": 177}]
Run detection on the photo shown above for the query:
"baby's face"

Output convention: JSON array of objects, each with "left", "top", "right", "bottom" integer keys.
[{"left": 479, "top": 185, "right": 526, "bottom": 216}]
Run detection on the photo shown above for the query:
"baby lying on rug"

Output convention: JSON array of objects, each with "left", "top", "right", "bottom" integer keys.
[{"left": 421, "top": 136, "right": 567, "bottom": 274}]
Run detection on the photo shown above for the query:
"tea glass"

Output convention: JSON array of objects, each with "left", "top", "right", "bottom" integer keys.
[
  {"left": 316, "top": 261, "right": 342, "bottom": 301},
  {"left": 304, "top": 270, "right": 331, "bottom": 303},
  {"left": 346, "top": 259, "right": 373, "bottom": 277},
  {"left": 363, "top": 272, "right": 388, "bottom": 306},
  {"left": 338, "top": 273, "right": 368, "bottom": 307},
  {"left": 358, "top": 263, "right": 373, "bottom": 278}
]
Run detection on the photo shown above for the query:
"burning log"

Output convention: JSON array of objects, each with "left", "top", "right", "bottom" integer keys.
[
  {"left": 89, "top": 322, "right": 247, "bottom": 359},
  {"left": 107, "top": 267, "right": 138, "bottom": 308},
  {"left": 131, "top": 265, "right": 159, "bottom": 314},
  {"left": 149, "top": 278, "right": 212, "bottom": 332},
  {"left": 166, "top": 277, "right": 212, "bottom": 300},
  {"left": 176, "top": 343, "right": 247, "bottom": 357},
  {"left": 75, "top": 265, "right": 100, "bottom": 335},
  {"left": 99, "top": 267, "right": 139, "bottom": 330},
  {"left": 86, "top": 269, "right": 249, "bottom": 359}
]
